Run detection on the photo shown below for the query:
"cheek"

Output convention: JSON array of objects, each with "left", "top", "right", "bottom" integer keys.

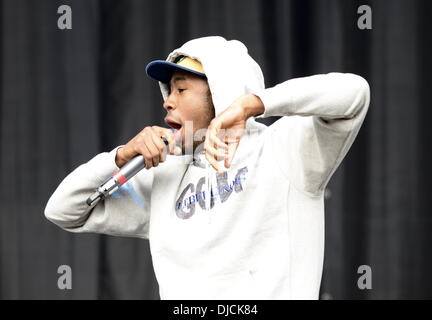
[{"left": 185, "top": 96, "right": 211, "bottom": 125}]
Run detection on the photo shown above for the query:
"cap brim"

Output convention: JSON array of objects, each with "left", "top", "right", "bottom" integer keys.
[{"left": 145, "top": 60, "right": 206, "bottom": 84}]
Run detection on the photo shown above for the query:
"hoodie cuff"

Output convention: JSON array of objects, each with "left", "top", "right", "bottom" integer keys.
[
  {"left": 87, "top": 146, "right": 124, "bottom": 185},
  {"left": 251, "top": 85, "right": 295, "bottom": 119}
]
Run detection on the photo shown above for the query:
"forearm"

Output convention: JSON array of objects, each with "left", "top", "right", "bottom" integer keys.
[
  {"left": 253, "top": 73, "right": 370, "bottom": 121},
  {"left": 45, "top": 146, "right": 153, "bottom": 238},
  {"left": 240, "top": 93, "right": 265, "bottom": 119},
  {"left": 44, "top": 147, "right": 121, "bottom": 228}
]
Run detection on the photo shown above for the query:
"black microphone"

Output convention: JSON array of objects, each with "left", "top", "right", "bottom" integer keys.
[{"left": 86, "top": 137, "right": 169, "bottom": 206}]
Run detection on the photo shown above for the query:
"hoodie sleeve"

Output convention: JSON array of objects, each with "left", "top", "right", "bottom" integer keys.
[
  {"left": 253, "top": 72, "right": 370, "bottom": 197},
  {"left": 44, "top": 147, "right": 153, "bottom": 239}
]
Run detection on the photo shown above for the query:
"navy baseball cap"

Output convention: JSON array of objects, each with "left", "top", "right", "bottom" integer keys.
[{"left": 145, "top": 55, "right": 206, "bottom": 84}]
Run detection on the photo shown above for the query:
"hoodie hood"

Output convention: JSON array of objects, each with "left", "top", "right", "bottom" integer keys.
[
  {"left": 159, "top": 36, "right": 265, "bottom": 119},
  {"left": 159, "top": 36, "right": 266, "bottom": 158},
  {"left": 158, "top": 36, "right": 267, "bottom": 211}
]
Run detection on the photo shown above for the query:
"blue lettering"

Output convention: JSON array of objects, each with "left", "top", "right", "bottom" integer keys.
[{"left": 175, "top": 166, "right": 248, "bottom": 216}]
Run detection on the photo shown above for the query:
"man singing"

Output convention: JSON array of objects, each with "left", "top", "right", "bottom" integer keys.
[{"left": 45, "top": 36, "right": 370, "bottom": 299}]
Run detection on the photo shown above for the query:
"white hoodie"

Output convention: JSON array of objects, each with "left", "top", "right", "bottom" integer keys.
[{"left": 44, "top": 36, "right": 370, "bottom": 299}]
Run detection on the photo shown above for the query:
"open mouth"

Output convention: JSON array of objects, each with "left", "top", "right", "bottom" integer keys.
[{"left": 165, "top": 120, "right": 182, "bottom": 130}]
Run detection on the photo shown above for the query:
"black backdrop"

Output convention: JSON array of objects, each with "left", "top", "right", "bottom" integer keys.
[{"left": 0, "top": 0, "right": 430, "bottom": 299}]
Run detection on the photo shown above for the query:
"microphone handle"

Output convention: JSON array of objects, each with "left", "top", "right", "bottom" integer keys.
[
  {"left": 86, "top": 137, "right": 168, "bottom": 206},
  {"left": 117, "top": 155, "right": 146, "bottom": 181}
]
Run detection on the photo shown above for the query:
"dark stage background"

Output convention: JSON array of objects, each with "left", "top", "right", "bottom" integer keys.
[{"left": 0, "top": 0, "right": 430, "bottom": 299}]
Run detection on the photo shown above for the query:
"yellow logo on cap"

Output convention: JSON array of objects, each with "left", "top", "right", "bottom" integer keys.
[{"left": 174, "top": 56, "right": 205, "bottom": 74}]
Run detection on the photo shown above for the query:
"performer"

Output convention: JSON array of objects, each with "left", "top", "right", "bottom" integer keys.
[{"left": 45, "top": 36, "right": 370, "bottom": 299}]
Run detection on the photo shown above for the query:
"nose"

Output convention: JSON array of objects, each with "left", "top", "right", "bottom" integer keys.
[{"left": 163, "top": 92, "right": 176, "bottom": 111}]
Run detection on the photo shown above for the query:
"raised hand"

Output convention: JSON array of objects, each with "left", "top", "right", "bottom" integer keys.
[{"left": 204, "top": 94, "right": 264, "bottom": 173}]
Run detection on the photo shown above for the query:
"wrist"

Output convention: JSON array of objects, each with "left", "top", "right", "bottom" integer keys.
[{"left": 242, "top": 93, "right": 265, "bottom": 119}]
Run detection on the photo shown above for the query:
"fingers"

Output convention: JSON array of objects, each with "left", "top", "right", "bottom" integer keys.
[
  {"left": 224, "top": 127, "right": 244, "bottom": 169},
  {"left": 205, "top": 122, "right": 230, "bottom": 174},
  {"left": 157, "top": 127, "right": 182, "bottom": 156},
  {"left": 205, "top": 148, "right": 225, "bottom": 174},
  {"left": 205, "top": 142, "right": 227, "bottom": 161},
  {"left": 120, "top": 125, "right": 181, "bottom": 171},
  {"left": 139, "top": 127, "right": 175, "bottom": 170},
  {"left": 148, "top": 128, "right": 168, "bottom": 163},
  {"left": 208, "top": 129, "right": 229, "bottom": 152},
  {"left": 157, "top": 127, "right": 175, "bottom": 155},
  {"left": 205, "top": 124, "right": 244, "bottom": 173},
  {"left": 141, "top": 127, "right": 162, "bottom": 168},
  {"left": 138, "top": 143, "right": 155, "bottom": 170},
  {"left": 224, "top": 137, "right": 240, "bottom": 168}
]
